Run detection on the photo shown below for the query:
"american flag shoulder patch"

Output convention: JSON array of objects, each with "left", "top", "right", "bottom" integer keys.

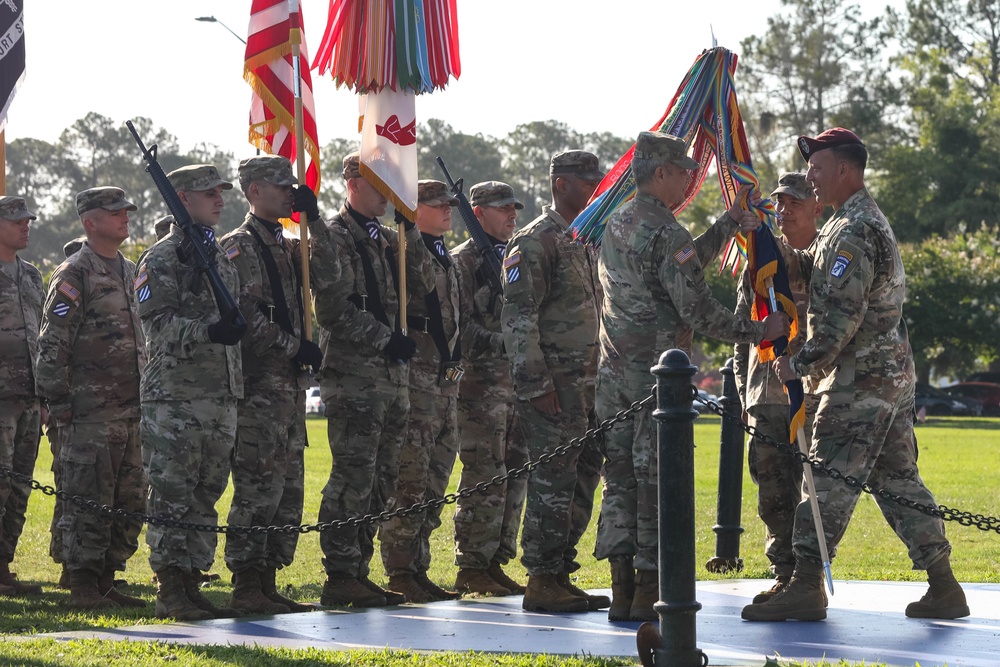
[
  {"left": 226, "top": 246, "right": 241, "bottom": 260},
  {"left": 673, "top": 243, "right": 696, "bottom": 265},
  {"left": 503, "top": 252, "right": 520, "bottom": 269},
  {"left": 57, "top": 281, "right": 81, "bottom": 301},
  {"left": 134, "top": 271, "right": 148, "bottom": 290},
  {"left": 52, "top": 302, "right": 71, "bottom": 318}
]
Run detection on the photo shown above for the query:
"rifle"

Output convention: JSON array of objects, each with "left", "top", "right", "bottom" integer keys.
[
  {"left": 126, "top": 121, "right": 246, "bottom": 329},
  {"left": 436, "top": 157, "right": 504, "bottom": 301}
]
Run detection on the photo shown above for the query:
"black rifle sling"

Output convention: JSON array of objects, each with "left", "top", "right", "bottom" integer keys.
[{"left": 417, "top": 287, "right": 461, "bottom": 363}]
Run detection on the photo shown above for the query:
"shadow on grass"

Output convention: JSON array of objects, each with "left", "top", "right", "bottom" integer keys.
[{"left": 916, "top": 417, "right": 1000, "bottom": 431}]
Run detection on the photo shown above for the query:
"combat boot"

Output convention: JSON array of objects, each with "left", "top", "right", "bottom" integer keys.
[
  {"left": 741, "top": 561, "right": 826, "bottom": 621},
  {"left": 155, "top": 567, "right": 213, "bottom": 621},
  {"left": 752, "top": 575, "right": 791, "bottom": 604},
  {"left": 905, "top": 555, "right": 970, "bottom": 619},
  {"left": 260, "top": 567, "right": 313, "bottom": 612},
  {"left": 230, "top": 568, "right": 290, "bottom": 615},
  {"left": 320, "top": 574, "right": 386, "bottom": 608},
  {"left": 0, "top": 561, "right": 42, "bottom": 596},
  {"left": 455, "top": 568, "right": 511, "bottom": 596},
  {"left": 522, "top": 573, "right": 589, "bottom": 613},
  {"left": 629, "top": 569, "right": 659, "bottom": 622},
  {"left": 388, "top": 573, "right": 435, "bottom": 603},
  {"left": 97, "top": 570, "right": 146, "bottom": 608},
  {"left": 66, "top": 569, "right": 119, "bottom": 610},
  {"left": 414, "top": 571, "right": 461, "bottom": 601},
  {"left": 57, "top": 566, "right": 71, "bottom": 590},
  {"left": 359, "top": 575, "right": 407, "bottom": 605},
  {"left": 608, "top": 558, "right": 635, "bottom": 621},
  {"left": 557, "top": 571, "right": 610, "bottom": 610},
  {"left": 487, "top": 561, "right": 526, "bottom": 594},
  {"left": 182, "top": 571, "right": 242, "bottom": 618}
]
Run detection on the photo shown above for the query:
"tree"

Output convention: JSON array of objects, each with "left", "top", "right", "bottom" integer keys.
[{"left": 500, "top": 120, "right": 580, "bottom": 221}]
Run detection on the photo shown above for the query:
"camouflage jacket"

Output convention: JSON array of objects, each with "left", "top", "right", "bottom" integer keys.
[
  {"left": 310, "top": 205, "right": 435, "bottom": 385},
  {"left": 220, "top": 214, "right": 305, "bottom": 393},
  {"left": 406, "top": 234, "right": 461, "bottom": 395},
  {"left": 452, "top": 238, "right": 510, "bottom": 403},
  {"left": 785, "top": 188, "right": 914, "bottom": 395},
  {"left": 733, "top": 234, "right": 817, "bottom": 409},
  {"left": 501, "top": 206, "right": 601, "bottom": 400},
  {"left": 35, "top": 243, "right": 146, "bottom": 422},
  {"left": 0, "top": 256, "right": 44, "bottom": 399},
  {"left": 598, "top": 193, "right": 765, "bottom": 383},
  {"left": 135, "top": 226, "right": 243, "bottom": 401}
]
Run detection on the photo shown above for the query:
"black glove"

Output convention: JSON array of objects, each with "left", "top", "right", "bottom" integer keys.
[
  {"left": 394, "top": 208, "right": 415, "bottom": 231},
  {"left": 207, "top": 308, "right": 247, "bottom": 346},
  {"left": 292, "top": 185, "right": 320, "bottom": 221},
  {"left": 384, "top": 330, "right": 417, "bottom": 362},
  {"left": 294, "top": 339, "right": 324, "bottom": 369}
]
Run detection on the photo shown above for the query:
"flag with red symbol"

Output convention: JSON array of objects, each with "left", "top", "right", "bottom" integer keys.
[{"left": 359, "top": 90, "right": 418, "bottom": 219}]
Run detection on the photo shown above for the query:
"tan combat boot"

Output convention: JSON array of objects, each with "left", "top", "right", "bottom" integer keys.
[
  {"left": 388, "top": 573, "right": 435, "bottom": 603},
  {"left": 629, "top": 569, "right": 659, "bottom": 622},
  {"left": 154, "top": 567, "right": 212, "bottom": 621},
  {"left": 320, "top": 574, "right": 387, "bottom": 607},
  {"left": 522, "top": 573, "right": 589, "bottom": 613},
  {"left": 741, "top": 561, "right": 826, "bottom": 621},
  {"left": 487, "top": 561, "right": 526, "bottom": 594},
  {"left": 557, "top": 571, "right": 610, "bottom": 610},
  {"left": 67, "top": 569, "right": 119, "bottom": 611},
  {"left": 414, "top": 571, "right": 461, "bottom": 601},
  {"left": 752, "top": 574, "right": 791, "bottom": 604},
  {"left": 230, "top": 568, "right": 290, "bottom": 615},
  {"left": 455, "top": 568, "right": 512, "bottom": 596},
  {"left": 359, "top": 575, "right": 407, "bottom": 605},
  {"left": 905, "top": 555, "right": 970, "bottom": 619},
  {"left": 608, "top": 558, "right": 635, "bottom": 621},
  {"left": 0, "top": 561, "right": 42, "bottom": 596},
  {"left": 98, "top": 570, "right": 146, "bottom": 608},
  {"left": 182, "top": 571, "right": 242, "bottom": 618},
  {"left": 260, "top": 567, "right": 313, "bottom": 612}
]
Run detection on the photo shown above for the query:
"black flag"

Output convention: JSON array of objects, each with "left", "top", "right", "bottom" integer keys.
[{"left": 0, "top": 0, "right": 25, "bottom": 131}]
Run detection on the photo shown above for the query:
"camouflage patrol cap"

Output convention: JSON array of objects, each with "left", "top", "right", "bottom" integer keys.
[
  {"left": 238, "top": 155, "right": 297, "bottom": 190},
  {"left": 633, "top": 131, "right": 699, "bottom": 169},
  {"left": 797, "top": 127, "right": 864, "bottom": 161},
  {"left": 166, "top": 164, "right": 233, "bottom": 193},
  {"left": 470, "top": 181, "right": 524, "bottom": 209},
  {"left": 63, "top": 236, "right": 86, "bottom": 257},
  {"left": 0, "top": 196, "right": 37, "bottom": 221},
  {"left": 418, "top": 180, "right": 458, "bottom": 206},
  {"left": 770, "top": 172, "right": 813, "bottom": 200},
  {"left": 343, "top": 151, "right": 361, "bottom": 179},
  {"left": 76, "top": 187, "right": 138, "bottom": 215},
  {"left": 154, "top": 215, "right": 175, "bottom": 240},
  {"left": 550, "top": 150, "right": 605, "bottom": 182}
]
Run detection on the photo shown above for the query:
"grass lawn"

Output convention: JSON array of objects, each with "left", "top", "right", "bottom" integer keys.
[{"left": 1, "top": 412, "right": 997, "bottom": 666}]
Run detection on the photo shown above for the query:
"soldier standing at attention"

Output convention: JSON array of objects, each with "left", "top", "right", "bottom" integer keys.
[
  {"left": 596, "top": 131, "right": 788, "bottom": 622},
  {"left": 501, "top": 151, "right": 610, "bottom": 613},
  {"left": 743, "top": 128, "right": 969, "bottom": 622},
  {"left": 0, "top": 196, "right": 45, "bottom": 597},
  {"left": 220, "top": 156, "right": 323, "bottom": 615},
  {"left": 36, "top": 188, "right": 148, "bottom": 610},
  {"left": 311, "top": 152, "right": 434, "bottom": 607},
  {"left": 452, "top": 181, "right": 527, "bottom": 596},
  {"left": 136, "top": 164, "right": 246, "bottom": 621},
  {"left": 380, "top": 180, "right": 464, "bottom": 603},
  {"left": 732, "top": 172, "right": 822, "bottom": 606}
]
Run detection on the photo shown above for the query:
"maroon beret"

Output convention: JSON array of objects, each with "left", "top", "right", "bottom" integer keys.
[{"left": 797, "top": 128, "right": 865, "bottom": 162}]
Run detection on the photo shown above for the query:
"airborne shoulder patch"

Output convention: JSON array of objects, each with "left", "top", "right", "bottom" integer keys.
[
  {"left": 673, "top": 243, "right": 696, "bottom": 265},
  {"left": 830, "top": 249, "right": 853, "bottom": 278},
  {"left": 57, "top": 280, "right": 81, "bottom": 302}
]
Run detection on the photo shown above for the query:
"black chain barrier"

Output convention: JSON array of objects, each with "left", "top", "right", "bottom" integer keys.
[
  {"left": 0, "top": 388, "right": 656, "bottom": 537},
  {"left": 692, "top": 389, "right": 1000, "bottom": 536}
]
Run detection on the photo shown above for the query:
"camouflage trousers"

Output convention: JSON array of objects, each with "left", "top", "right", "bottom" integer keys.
[
  {"left": 0, "top": 395, "right": 40, "bottom": 564},
  {"left": 516, "top": 381, "right": 602, "bottom": 576},
  {"left": 47, "top": 423, "right": 64, "bottom": 564},
  {"left": 380, "top": 391, "right": 458, "bottom": 576},
  {"left": 746, "top": 398, "right": 817, "bottom": 577},
  {"left": 318, "top": 373, "right": 409, "bottom": 578},
  {"left": 453, "top": 398, "right": 528, "bottom": 570},
  {"left": 224, "top": 388, "right": 306, "bottom": 573},
  {"left": 142, "top": 399, "right": 237, "bottom": 573},
  {"left": 57, "top": 418, "right": 146, "bottom": 574},
  {"left": 794, "top": 385, "right": 951, "bottom": 570}
]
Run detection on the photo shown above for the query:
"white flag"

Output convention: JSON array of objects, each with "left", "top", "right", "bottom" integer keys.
[{"left": 359, "top": 90, "right": 418, "bottom": 219}]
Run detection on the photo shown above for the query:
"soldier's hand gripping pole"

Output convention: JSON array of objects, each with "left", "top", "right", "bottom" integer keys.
[{"left": 126, "top": 120, "right": 246, "bottom": 331}]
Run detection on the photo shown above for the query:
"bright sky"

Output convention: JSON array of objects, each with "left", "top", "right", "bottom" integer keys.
[{"left": 8, "top": 0, "right": 784, "bottom": 159}]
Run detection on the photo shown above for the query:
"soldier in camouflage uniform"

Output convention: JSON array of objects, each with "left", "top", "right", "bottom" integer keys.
[
  {"left": 0, "top": 196, "right": 45, "bottom": 597},
  {"left": 596, "top": 131, "right": 788, "bottom": 621},
  {"left": 743, "top": 128, "right": 969, "bottom": 622},
  {"left": 380, "top": 180, "right": 464, "bottom": 603},
  {"left": 36, "top": 187, "right": 148, "bottom": 610},
  {"left": 733, "top": 172, "right": 822, "bottom": 605},
  {"left": 136, "top": 164, "right": 247, "bottom": 621},
  {"left": 311, "top": 152, "right": 435, "bottom": 607},
  {"left": 500, "top": 151, "right": 611, "bottom": 613},
  {"left": 452, "top": 182, "right": 528, "bottom": 596},
  {"left": 220, "top": 156, "right": 324, "bottom": 615},
  {"left": 154, "top": 216, "right": 174, "bottom": 241}
]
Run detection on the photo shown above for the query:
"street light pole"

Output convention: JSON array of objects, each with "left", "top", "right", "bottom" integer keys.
[{"left": 195, "top": 16, "right": 247, "bottom": 45}]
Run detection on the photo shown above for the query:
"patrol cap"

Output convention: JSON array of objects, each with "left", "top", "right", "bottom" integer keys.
[
  {"left": 0, "top": 196, "right": 37, "bottom": 221},
  {"left": 238, "top": 155, "right": 297, "bottom": 189},
  {"left": 770, "top": 172, "right": 813, "bottom": 200},
  {"left": 154, "top": 215, "right": 175, "bottom": 240},
  {"left": 550, "top": 150, "right": 605, "bottom": 182},
  {"left": 76, "top": 187, "right": 138, "bottom": 215},
  {"left": 166, "top": 164, "right": 233, "bottom": 193},
  {"left": 63, "top": 236, "right": 86, "bottom": 257},
  {"left": 418, "top": 180, "right": 458, "bottom": 206},
  {"left": 343, "top": 151, "right": 361, "bottom": 179},
  {"left": 797, "top": 127, "right": 865, "bottom": 161},
  {"left": 469, "top": 181, "right": 523, "bottom": 209},
  {"left": 633, "top": 131, "right": 699, "bottom": 169}
]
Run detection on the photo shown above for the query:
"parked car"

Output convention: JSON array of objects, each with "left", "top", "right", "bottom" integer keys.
[
  {"left": 305, "top": 386, "right": 325, "bottom": 415},
  {"left": 966, "top": 371, "right": 1000, "bottom": 384},
  {"left": 943, "top": 382, "right": 1000, "bottom": 417},
  {"left": 695, "top": 389, "right": 718, "bottom": 414},
  {"left": 915, "top": 383, "right": 979, "bottom": 417}
]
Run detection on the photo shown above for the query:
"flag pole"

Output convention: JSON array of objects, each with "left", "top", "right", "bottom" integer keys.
[
  {"left": 398, "top": 217, "right": 407, "bottom": 335},
  {"left": 289, "top": 0, "right": 312, "bottom": 340}
]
